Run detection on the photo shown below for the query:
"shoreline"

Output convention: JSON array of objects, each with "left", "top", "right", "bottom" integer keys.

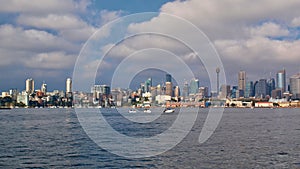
[{"left": 1, "top": 106, "right": 299, "bottom": 110}]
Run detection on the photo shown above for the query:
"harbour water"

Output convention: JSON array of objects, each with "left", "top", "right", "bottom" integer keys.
[{"left": 0, "top": 108, "right": 299, "bottom": 168}]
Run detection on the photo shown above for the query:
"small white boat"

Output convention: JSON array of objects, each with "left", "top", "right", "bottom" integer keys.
[
  {"left": 144, "top": 109, "right": 151, "bottom": 113},
  {"left": 128, "top": 109, "right": 137, "bottom": 113},
  {"left": 163, "top": 108, "right": 175, "bottom": 113}
]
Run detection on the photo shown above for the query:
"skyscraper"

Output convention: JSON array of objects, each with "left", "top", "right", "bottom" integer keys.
[
  {"left": 244, "top": 81, "right": 254, "bottom": 98},
  {"left": 267, "top": 78, "right": 275, "bottom": 96},
  {"left": 66, "top": 78, "right": 72, "bottom": 93},
  {"left": 41, "top": 82, "right": 47, "bottom": 94},
  {"left": 156, "top": 84, "right": 162, "bottom": 95},
  {"left": 165, "top": 74, "right": 173, "bottom": 96},
  {"left": 182, "top": 81, "right": 189, "bottom": 99},
  {"left": 199, "top": 86, "right": 209, "bottom": 99},
  {"left": 276, "top": 69, "right": 286, "bottom": 93},
  {"left": 255, "top": 79, "right": 267, "bottom": 99},
  {"left": 190, "top": 78, "right": 199, "bottom": 94},
  {"left": 144, "top": 78, "right": 152, "bottom": 93},
  {"left": 219, "top": 84, "right": 231, "bottom": 99},
  {"left": 25, "top": 78, "right": 34, "bottom": 94},
  {"left": 140, "top": 83, "right": 145, "bottom": 93},
  {"left": 238, "top": 70, "right": 246, "bottom": 91},
  {"left": 166, "top": 74, "right": 172, "bottom": 83},
  {"left": 174, "top": 86, "right": 180, "bottom": 98},
  {"left": 231, "top": 86, "right": 238, "bottom": 98},
  {"left": 216, "top": 67, "right": 220, "bottom": 96},
  {"left": 290, "top": 73, "right": 300, "bottom": 99},
  {"left": 165, "top": 82, "right": 173, "bottom": 96}
]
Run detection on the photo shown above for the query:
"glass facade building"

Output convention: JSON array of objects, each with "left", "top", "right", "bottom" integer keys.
[
  {"left": 244, "top": 81, "right": 254, "bottom": 98},
  {"left": 189, "top": 78, "right": 199, "bottom": 94},
  {"left": 276, "top": 69, "right": 286, "bottom": 93},
  {"left": 255, "top": 79, "right": 267, "bottom": 99}
]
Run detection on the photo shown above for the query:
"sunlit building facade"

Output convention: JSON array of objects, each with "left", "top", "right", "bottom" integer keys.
[
  {"left": 26, "top": 78, "right": 34, "bottom": 94},
  {"left": 290, "top": 73, "right": 300, "bottom": 99}
]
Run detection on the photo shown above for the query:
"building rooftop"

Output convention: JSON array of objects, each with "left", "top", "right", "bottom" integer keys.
[{"left": 290, "top": 73, "right": 300, "bottom": 79}]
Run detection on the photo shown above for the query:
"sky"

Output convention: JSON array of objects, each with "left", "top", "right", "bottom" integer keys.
[{"left": 1, "top": 0, "right": 300, "bottom": 92}]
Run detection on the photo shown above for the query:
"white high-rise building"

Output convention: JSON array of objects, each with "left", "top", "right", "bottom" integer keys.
[
  {"left": 66, "top": 78, "right": 72, "bottom": 93},
  {"left": 41, "top": 82, "right": 47, "bottom": 94},
  {"left": 26, "top": 78, "right": 34, "bottom": 94},
  {"left": 238, "top": 70, "right": 246, "bottom": 91},
  {"left": 290, "top": 73, "right": 300, "bottom": 99}
]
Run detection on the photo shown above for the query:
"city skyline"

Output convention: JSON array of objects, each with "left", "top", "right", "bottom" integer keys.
[
  {"left": 1, "top": 0, "right": 300, "bottom": 92},
  {"left": 4, "top": 68, "right": 300, "bottom": 96},
  {"left": 1, "top": 69, "right": 300, "bottom": 108},
  {"left": 0, "top": 67, "right": 299, "bottom": 92}
]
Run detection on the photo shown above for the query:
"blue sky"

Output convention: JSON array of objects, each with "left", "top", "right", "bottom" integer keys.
[
  {"left": 0, "top": 0, "right": 300, "bottom": 92},
  {"left": 92, "top": 0, "right": 173, "bottom": 13}
]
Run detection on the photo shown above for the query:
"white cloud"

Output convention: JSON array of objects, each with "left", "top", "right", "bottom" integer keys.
[
  {"left": 75, "top": 0, "right": 92, "bottom": 13},
  {"left": 15, "top": 9, "right": 122, "bottom": 43},
  {"left": 215, "top": 37, "right": 300, "bottom": 68},
  {"left": 121, "top": 0, "right": 300, "bottom": 83},
  {"left": 101, "top": 33, "right": 190, "bottom": 59},
  {"left": 0, "top": 24, "right": 77, "bottom": 53},
  {"left": 24, "top": 52, "right": 76, "bottom": 69},
  {"left": 0, "top": 24, "right": 79, "bottom": 72},
  {"left": 0, "top": 0, "right": 76, "bottom": 14},
  {"left": 291, "top": 17, "right": 300, "bottom": 27},
  {"left": 247, "top": 22, "right": 289, "bottom": 37},
  {"left": 101, "top": 43, "right": 135, "bottom": 58},
  {"left": 16, "top": 14, "right": 99, "bottom": 42},
  {"left": 215, "top": 36, "right": 300, "bottom": 83},
  {"left": 17, "top": 14, "right": 89, "bottom": 30},
  {"left": 158, "top": 0, "right": 300, "bottom": 39},
  {"left": 59, "top": 27, "right": 97, "bottom": 42},
  {"left": 100, "top": 10, "right": 123, "bottom": 25}
]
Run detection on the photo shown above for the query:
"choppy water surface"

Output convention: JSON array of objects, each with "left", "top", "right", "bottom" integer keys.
[{"left": 0, "top": 108, "right": 299, "bottom": 168}]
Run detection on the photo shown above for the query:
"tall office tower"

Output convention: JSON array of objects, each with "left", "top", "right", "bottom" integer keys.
[
  {"left": 219, "top": 84, "right": 231, "bottom": 99},
  {"left": 165, "top": 82, "right": 173, "bottom": 96},
  {"left": 26, "top": 78, "right": 34, "bottom": 94},
  {"left": 174, "top": 86, "right": 180, "bottom": 98},
  {"left": 244, "top": 81, "right": 254, "bottom": 98},
  {"left": 144, "top": 78, "right": 152, "bottom": 93},
  {"left": 190, "top": 78, "right": 199, "bottom": 94},
  {"left": 150, "top": 86, "right": 157, "bottom": 101},
  {"left": 276, "top": 69, "right": 286, "bottom": 93},
  {"left": 41, "top": 82, "right": 47, "bottom": 94},
  {"left": 156, "top": 84, "right": 162, "bottom": 95},
  {"left": 267, "top": 78, "right": 276, "bottom": 96},
  {"left": 199, "top": 86, "right": 209, "bottom": 99},
  {"left": 102, "top": 85, "right": 111, "bottom": 96},
  {"left": 253, "top": 81, "right": 258, "bottom": 96},
  {"left": 290, "top": 73, "right": 300, "bottom": 99},
  {"left": 238, "top": 70, "right": 246, "bottom": 92},
  {"left": 255, "top": 79, "right": 268, "bottom": 99},
  {"left": 140, "top": 83, "right": 145, "bottom": 93},
  {"left": 231, "top": 86, "right": 238, "bottom": 98},
  {"left": 182, "top": 81, "right": 189, "bottom": 99},
  {"left": 166, "top": 74, "right": 172, "bottom": 83},
  {"left": 216, "top": 67, "right": 220, "bottom": 95},
  {"left": 66, "top": 78, "right": 72, "bottom": 93}
]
